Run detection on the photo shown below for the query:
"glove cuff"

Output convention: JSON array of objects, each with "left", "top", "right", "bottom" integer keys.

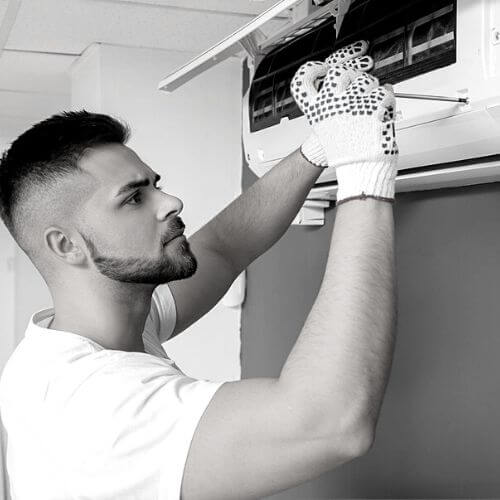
[
  {"left": 301, "top": 134, "right": 327, "bottom": 168},
  {"left": 335, "top": 160, "right": 396, "bottom": 204},
  {"left": 335, "top": 193, "right": 395, "bottom": 207}
]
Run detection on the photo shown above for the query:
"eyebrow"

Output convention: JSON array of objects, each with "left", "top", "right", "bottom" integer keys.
[{"left": 115, "top": 173, "right": 161, "bottom": 198}]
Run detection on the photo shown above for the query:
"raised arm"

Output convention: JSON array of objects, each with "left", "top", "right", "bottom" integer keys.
[
  {"left": 279, "top": 198, "right": 397, "bottom": 438},
  {"left": 180, "top": 51, "right": 399, "bottom": 499},
  {"left": 181, "top": 197, "right": 396, "bottom": 500},
  {"left": 165, "top": 43, "right": 374, "bottom": 337}
]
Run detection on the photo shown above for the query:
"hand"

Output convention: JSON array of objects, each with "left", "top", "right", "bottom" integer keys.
[
  {"left": 291, "top": 56, "right": 398, "bottom": 205},
  {"left": 294, "top": 40, "right": 374, "bottom": 168}
]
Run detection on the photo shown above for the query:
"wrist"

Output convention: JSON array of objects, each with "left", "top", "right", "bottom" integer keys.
[
  {"left": 335, "top": 193, "right": 395, "bottom": 207},
  {"left": 301, "top": 133, "right": 327, "bottom": 168},
  {"left": 335, "top": 160, "right": 397, "bottom": 203}
]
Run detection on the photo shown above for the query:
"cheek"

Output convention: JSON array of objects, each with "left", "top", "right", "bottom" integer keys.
[
  {"left": 97, "top": 205, "right": 160, "bottom": 252},
  {"left": 119, "top": 220, "right": 159, "bottom": 251}
]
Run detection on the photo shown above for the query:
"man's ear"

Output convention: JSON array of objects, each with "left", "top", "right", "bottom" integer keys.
[{"left": 45, "top": 227, "right": 85, "bottom": 265}]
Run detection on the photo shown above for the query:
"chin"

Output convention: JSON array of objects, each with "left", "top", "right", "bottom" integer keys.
[
  {"left": 170, "top": 241, "right": 197, "bottom": 280},
  {"left": 176, "top": 237, "right": 194, "bottom": 257}
]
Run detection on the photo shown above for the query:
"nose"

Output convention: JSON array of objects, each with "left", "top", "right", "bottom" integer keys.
[{"left": 158, "top": 192, "right": 183, "bottom": 221}]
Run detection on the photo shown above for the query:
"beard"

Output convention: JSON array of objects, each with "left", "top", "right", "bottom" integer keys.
[{"left": 80, "top": 231, "right": 197, "bottom": 285}]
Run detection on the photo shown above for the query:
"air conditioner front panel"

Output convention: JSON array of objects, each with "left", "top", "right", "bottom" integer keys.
[
  {"left": 244, "top": 95, "right": 500, "bottom": 179},
  {"left": 397, "top": 103, "right": 500, "bottom": 169}
]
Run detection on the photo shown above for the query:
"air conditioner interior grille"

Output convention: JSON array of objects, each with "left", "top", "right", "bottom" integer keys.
[
  {"left": 249, "top": 0, "right": 457, "bottom": 133},
  {"left": 250, "top": 16, "right": 337, "bottom": 132},
  {"left": 337, "top": 0, "right": 457, "bottom": 85}
]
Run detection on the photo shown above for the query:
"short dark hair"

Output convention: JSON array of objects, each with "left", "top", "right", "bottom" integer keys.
[{"left": 0, "top": 110, "right": 130, "bottom": 277}]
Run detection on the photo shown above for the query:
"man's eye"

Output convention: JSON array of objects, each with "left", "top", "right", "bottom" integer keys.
[
  {"left": 126, "top": 185, "right": 164, "bottom": 205},
  {"left": 127, "top": 192, "right": 142, "bottom": 205}
]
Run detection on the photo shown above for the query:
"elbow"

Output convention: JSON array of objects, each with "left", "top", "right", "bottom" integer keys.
[
  {"left": 341, "top": 412, "right": 376, "bottom": 457},
  {"left": 346, "top": 425, "right": 375, "bottom": 457},
  {"left": 322, "top": 416, "right": 376, "bottom": 460},
  {"left": 319, "top": 420, "right": 375, "bottom": 470},
  {"left": 290, "top": 394, "right": 377, "bottom": 460}
]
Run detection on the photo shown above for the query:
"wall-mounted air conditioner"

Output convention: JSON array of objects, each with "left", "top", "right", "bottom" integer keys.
[
  {"left": 159, "top": 0, "right": 500, "bottom": 223},
  {"left": 243, "top": 0, "right": 500, "bottom": 205}
]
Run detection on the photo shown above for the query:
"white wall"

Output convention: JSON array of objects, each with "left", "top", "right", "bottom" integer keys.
[
  {"left": 0, "top": 43, "right": 243, "bottom": 383},
  {"left": 0, "top": 140, "right": 15, "bottom": 378},
  {"left": 71, "top": 43, "right": 243, "bottom": 381},
  {"left": 1, "top": 110, "right": 73, "bottom": 375},
  {"left": 0, "top": 97, "right": 72, "bottom": 365},
  {"left": 0, "top": 48, "right": 73, "bottom": 369}
]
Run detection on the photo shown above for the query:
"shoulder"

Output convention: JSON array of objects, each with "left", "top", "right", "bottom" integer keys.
[{"left": 149, "top": 283, "right": 177, "bottom": 343}]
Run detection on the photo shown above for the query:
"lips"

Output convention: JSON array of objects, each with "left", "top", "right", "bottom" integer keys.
[
  {"left": 162, "top": 219, "right": 185, "bottom": 245},
  {"left": 164, "top": 230, "right": 184, "bottom": 245},
  {"left": 172, "top": 232, "right": 184, "bottom": 241},
  {"left": 173, "top": 229, "right": 184, "bottom": 240}
]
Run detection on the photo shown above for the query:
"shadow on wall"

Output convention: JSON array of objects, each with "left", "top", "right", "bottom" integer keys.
[{"left": 241, "top": 176, "right": 500, "bottom": 499}]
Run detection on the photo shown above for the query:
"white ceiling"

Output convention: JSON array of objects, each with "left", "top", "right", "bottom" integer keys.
[
  {"left": 0, "top": 0, "right": 289, "bottom": 139},
  {"left": 102, "top": 0, "right": 287, "bottom": 17},
  {"left": 4, "top": 0, "right": 286, "bottom": 55}
]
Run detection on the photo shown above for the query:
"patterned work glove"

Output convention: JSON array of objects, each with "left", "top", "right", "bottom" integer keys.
[
  {"left": 291, "top": 59, "right": 398, "bottom": 205},
  {"left": 298, "top": 40, "right": 374, "bottom": 168}
]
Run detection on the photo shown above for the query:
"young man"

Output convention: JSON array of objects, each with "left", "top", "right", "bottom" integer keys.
[{"left": 0, "top": 41, "right": 398, "bottom": 499}]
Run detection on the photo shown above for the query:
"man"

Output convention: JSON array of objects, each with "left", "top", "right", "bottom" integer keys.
[{"left": 0, "top": 40, "right": 397, "bottom": 499}]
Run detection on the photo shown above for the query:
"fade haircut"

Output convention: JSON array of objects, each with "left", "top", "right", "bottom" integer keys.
[{"left": 0, "top": 110, "right": 130, "bottom": 283}]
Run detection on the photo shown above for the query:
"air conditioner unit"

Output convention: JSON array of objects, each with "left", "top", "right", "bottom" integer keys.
[
  {"left": 159, "top": 0, "right": 500, "bottom": 224},
  {"left": 244, "top": 0, "right": 500, "bottom": 205}
]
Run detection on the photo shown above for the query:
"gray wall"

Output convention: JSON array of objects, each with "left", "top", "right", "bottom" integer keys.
[{"left": 241, "top": 163, "right": 500, "bottom": 498}]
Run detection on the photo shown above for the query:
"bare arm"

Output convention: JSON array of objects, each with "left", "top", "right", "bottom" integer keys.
[
  {"left": 208, "top": 148, "right": 323, "bottom": 274},
  {"left": 177, "top": 151, "right": 397, "bottom": 442},
  {"left": 181, "top": 46, "right": 398, "bottom": 497},
  {"left": 279, "top": 197, "right": 397, "bottom": 444},
  {"left": 180, "top": 197, "right": 397, "bottom": 500},
  {"left": 165, "top": 148, "right": 323, "bottom": 337}
]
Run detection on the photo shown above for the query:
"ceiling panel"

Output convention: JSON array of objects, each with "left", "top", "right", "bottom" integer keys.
[
  {"left": 0, "top": 0, "right": 288, "bottom": 126},
  {"left": 5, "top": 0, "right": 287, "bottom": 55},
  {"left": 0, "top": 1, "right": 9, "bottom": 23},
  {"left": 0, "top": 0, "right": 21, "bottom": 51},
  {"left": 100, "top": 0, "right": 287, "bottom": 16}
]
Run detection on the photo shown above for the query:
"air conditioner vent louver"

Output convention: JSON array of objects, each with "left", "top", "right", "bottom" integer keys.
[
  {"left": 337, "top": 0, "right": 456, "bottom": 86},
  {"left": 250, "top": 15, "right": 337, "bottom": 132}
]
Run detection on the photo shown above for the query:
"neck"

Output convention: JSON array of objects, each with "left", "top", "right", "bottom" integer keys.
[{"left": 49, "top": 282, "right": 155, "bottom": 354}]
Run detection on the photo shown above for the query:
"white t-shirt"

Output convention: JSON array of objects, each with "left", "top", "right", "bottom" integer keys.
[{"left": 0, "top": 284, "right": 225, "bottom": 500}]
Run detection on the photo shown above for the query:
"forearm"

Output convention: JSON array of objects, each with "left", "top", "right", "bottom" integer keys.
[
  {"left": 279, "top": 198, "right": 397, "bottom": 441},
  {"left": 210, "top": 149, "right": 323, "bottom": 273}
]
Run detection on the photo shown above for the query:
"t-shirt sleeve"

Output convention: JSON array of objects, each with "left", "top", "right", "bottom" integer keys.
[
  {"left": 149, "top": 283, "right": 178, "bottom": 343},
  {"left": 49, "top": 353, "right": 225, "bottom": 500}
]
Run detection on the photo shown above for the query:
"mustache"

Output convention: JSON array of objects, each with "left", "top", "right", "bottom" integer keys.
[{"left": 162, "top": 217, "right": 185, "bottom": 245}]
